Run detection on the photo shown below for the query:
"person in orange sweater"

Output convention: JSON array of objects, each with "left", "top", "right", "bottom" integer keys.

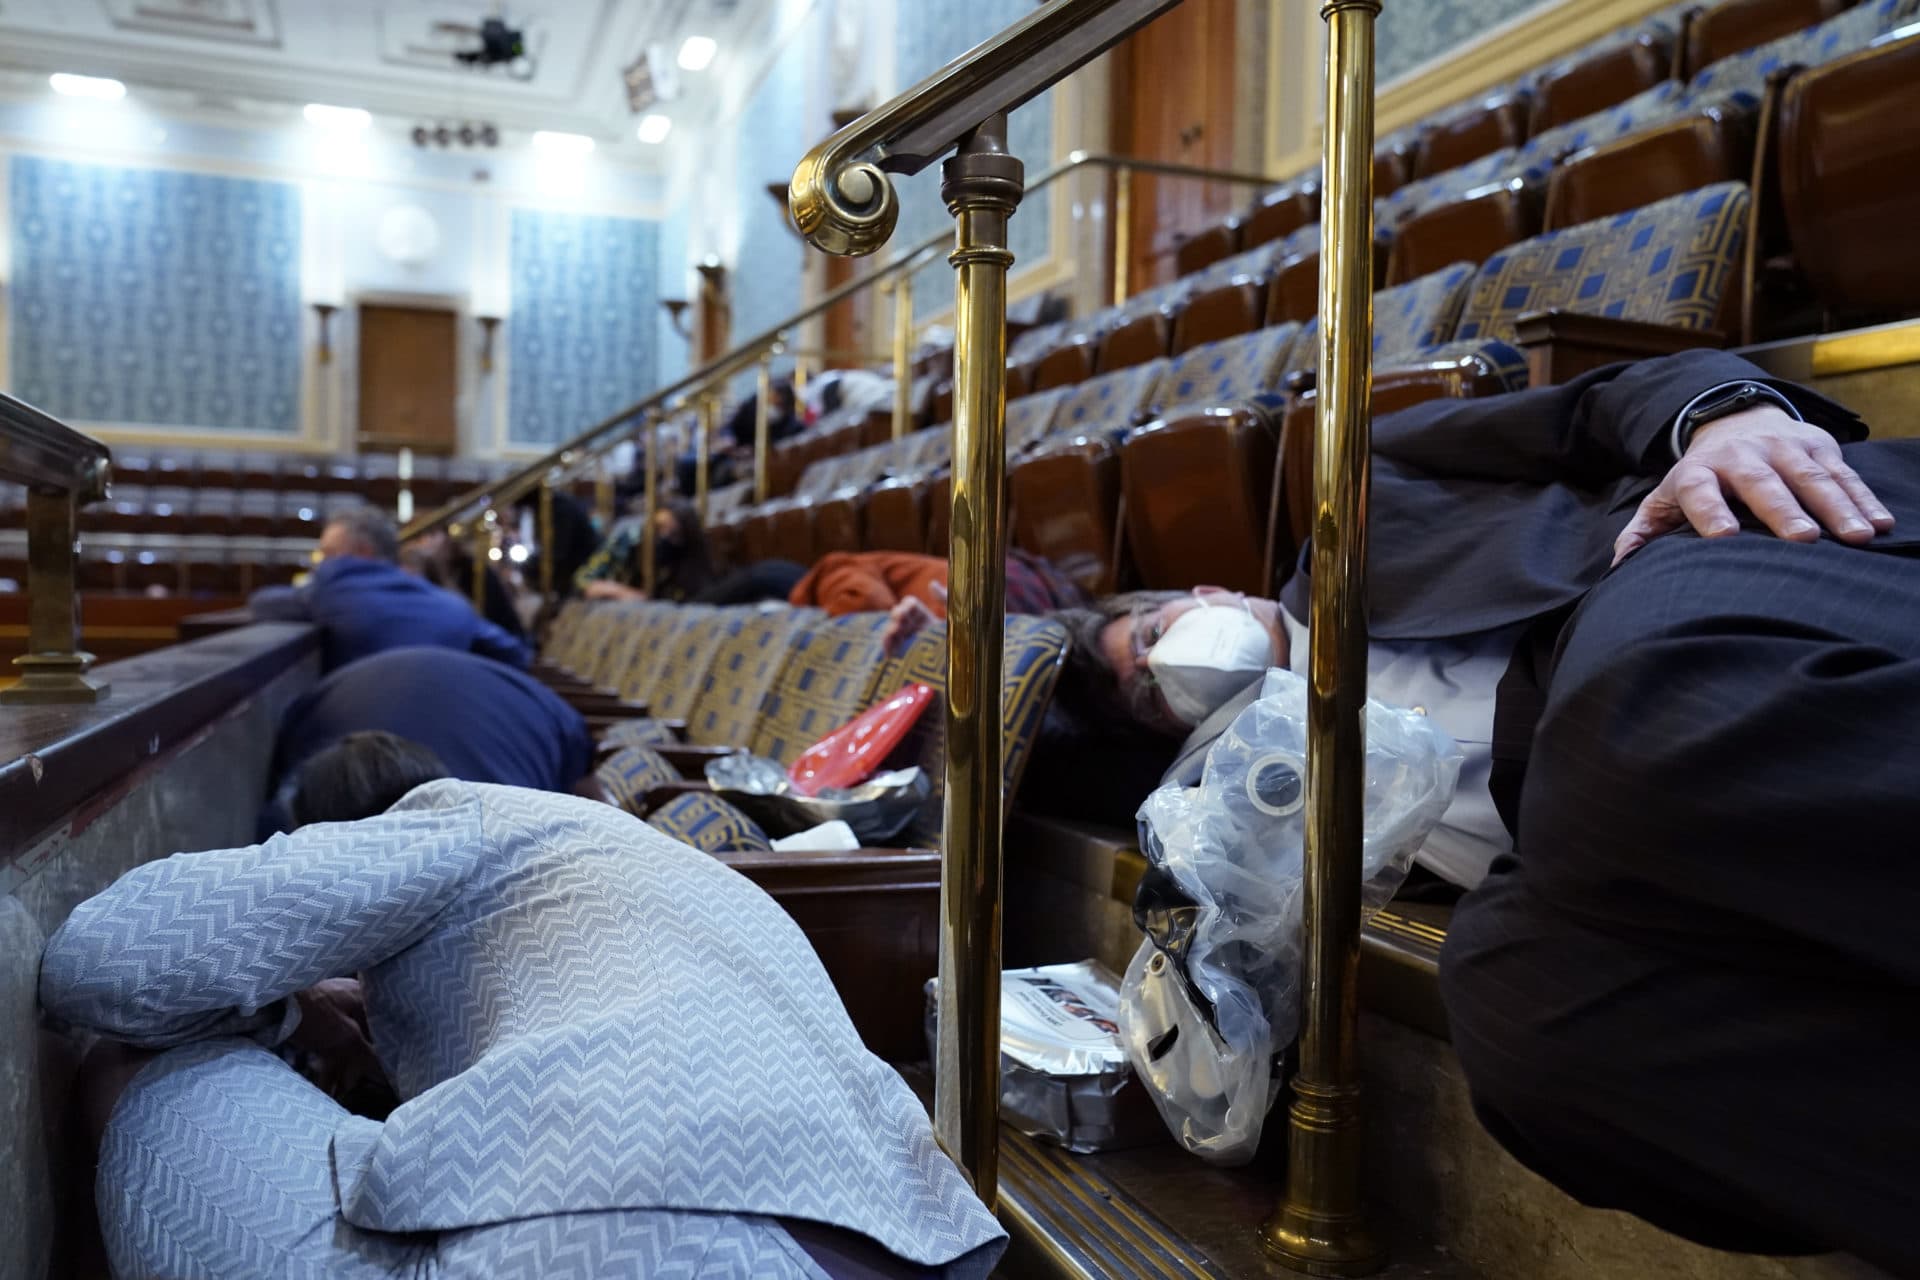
[{"left": 789, "top": 549, "right": 1088, "bottom": 649}]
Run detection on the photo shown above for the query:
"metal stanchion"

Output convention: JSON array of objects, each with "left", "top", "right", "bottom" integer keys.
[
  {"left": 892, "top": 272, "right": 915, "bottom": 440},
  {"left": 1112, "top": 165, "right": 1133, "bottom": 306},
  {"left": 695, "top": 395, "right": 717, "bottom": 524},
  {"left": 470, "top": 513, "right": 491, "bottom": 611},
  {"left": 642, "top": 413, "right": 661, "bottom": 598},
  {"left": 1260, "top": 1, "right": 1383, "bottom": 1274},
  {"left": 933, "top": 112, "right": 1022, "bottom": 1208},
  {"left": 538, "top": 479, "right": 556, "bottom": 604},
  {"left": 755, "top": 353, "right": 774, "bottom": 506}
]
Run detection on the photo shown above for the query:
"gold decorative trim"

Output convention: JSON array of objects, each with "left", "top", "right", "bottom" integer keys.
[
  {"left": 1266, "top": 0, "right": 1678, "bottom": 179},
  {"left": 1811, "top": 317, "right": 1920, "bottom": 378}
]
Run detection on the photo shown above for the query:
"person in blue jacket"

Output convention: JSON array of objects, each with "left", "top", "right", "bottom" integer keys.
[
  {"left": 257, "top": 646, "right": 595, "bottom": 835},
  {"left": 251, "top": 506, "right": 531, "bottom": 672}
]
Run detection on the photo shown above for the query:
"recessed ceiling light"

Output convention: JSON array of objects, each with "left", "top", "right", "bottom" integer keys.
[
  {"left": 636, "top": 113, "right": 672, "bottom": 145},
  {"left": 676, "top": 36, "right": 717, "bottom": 72},
  {"left": 303, "top": 103, "right": 371, "bottom": 130},
  {"left": 50, "top": 73, "right": 126, "bottom": 101},
  {"left": 532, "top": 130, "right": 595, "bottom": 155}
]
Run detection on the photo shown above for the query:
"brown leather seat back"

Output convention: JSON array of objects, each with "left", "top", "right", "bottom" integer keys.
[
  {"left": 809, "top": 491, "right": 864, "bottom": 560},
  {"left": 1029, "top": 340, "right": 1098, "bottom": 391},
  {"left": 926, "top": 471, "right": 953, "bottom": 555},
  {"left": 1174, "top": 219, "right": 1242, "bottom": 277},
  {"left": 1096, "top": 312, "right": 1177, "bottom": 373},
  {"left": 742, "top": 508, "right": 783, "bottom": 565},
  {"left": 1242, "top": 183, "right": 1320, "bottom": 250},
  {"left": 770, "top": 502, "right": 818, "bottom": 566},
  {"left": 863, "top": 477, "right": 931, "bottom": 552},
  {"left": 1266, "top": 239, "right": 1391, "bottom": 327},
  {"left": 1778, "top": 32, "right": 1920, "bottom": 319},
  {"left": 856, "top": 410, "right": 894, "bottom": 450},
  {"left": 1010, "top": 437, "right": 1125, "bottom": 596},
  {"left": 1375, "top": 146, "right": 1413, "bottom": 200},
  {"left": 1530, "top": 32, "right": 1673, "bottom": 134},
  {"left": 1119, "top": 408, "right": 1279, "bottom": 594},
  {"left": 1387, "top": 180, "right": 1541, "bottom": 285},
  {"left": 1172, "top": 281, "right": 1267, "bottom": 352},
  {"left": 1685, "top": 0, "right": 1850, "bottom": 78},
  {"left": 1544, "top": 105, "right": 1754, "bottom": 231},
  {"left": 1416, "top": 91, "right": 1532, "bottom": 178}
]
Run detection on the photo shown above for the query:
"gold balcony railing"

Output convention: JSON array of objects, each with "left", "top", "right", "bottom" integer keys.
[
  {"left": 1, "top": 391, "right": 114, "bottom": 705},
  {"left": 397, "top": 148, "right": 1279, "bottom": 612},
  {"left": 791, "top": 0, "right": 1383, "bottom": 1273}
]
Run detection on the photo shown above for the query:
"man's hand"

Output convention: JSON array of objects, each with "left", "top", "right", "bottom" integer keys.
[
  {"left": 583, "top": 578, "right": 646, "bottom": 602},
  {"left": 880, "top": 587, "right": 945, "bottom": 655},
  {"left": 1613, "top": 405, "right": 1894, "bottom": 565}
]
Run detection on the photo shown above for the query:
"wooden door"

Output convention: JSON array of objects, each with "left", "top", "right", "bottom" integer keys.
[
  {"left": 358, "top": 304, "right": 458, "bottom": 456},
  {"left": 1112, "top": 0, "right": 1241, "bottom": 291}
]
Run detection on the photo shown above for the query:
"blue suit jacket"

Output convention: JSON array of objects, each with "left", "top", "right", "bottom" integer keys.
[
  {"left": 40, "top": 783, "right": 1005, "bottom": 1274},
  {"left": 251, "top": 557, "right": 531, "bottom": 672}
]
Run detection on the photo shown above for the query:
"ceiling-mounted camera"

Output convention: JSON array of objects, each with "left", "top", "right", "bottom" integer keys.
[{"left": 434, "top": 16, "right": 535, "bottom": 80}]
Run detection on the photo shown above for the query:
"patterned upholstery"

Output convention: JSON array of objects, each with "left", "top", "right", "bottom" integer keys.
[
  {"left": 637, "top": 608, "right": 741, "bottom": 718},
  {"left": 598, "top": 716, "right": 681, "bottom": 750},
  {"left": 867, "top": 615, "right": 1069, "bottom": 844},
  {"left": 1687, "top": 0, "right": 1904, "bottom": 98},
  {"left": 1006, "top": 386, "right": 1071, "bottom": 451},
  {"left": 748, "top": 613, "right": 894, "bottom": 765},
  {"left": 1008, "top": 320, "right": 1069, "bottom": 367},
  {"left": 582, "top": 602, "right": 663, "bottom": 689},
  {"left": 903, "top": 427, "right": 951, "bottom": 474},
  {"left": 686, "top": 608, "right": 823, "bottom": 747},
  {"left": 1048, "top": 359, "right": 1171, "bottom": 440},
  {"left": 544, "top": 600, "right": 592, "bottom": 669},
  {"left": 1390, "top": 337, "right": 1532, "bottom": 392},
  {"left": 595, "top": 745, "right": 681, "bottom": 815},
  {"left": 1520, "top": 81, "right": 1690, "bottom": 167},
  {"left": 1161, "top": 323, "right": 1303, "bottom": 407},
  {"left": 1453, "top": 183, "right": 1751, "bottom": 342},
  {"left": 1381, "top": 146, "right": 1534, "bottom": 227},
  {"left": 646, "top": 790, "right": 775, "bottom": 853},
  {"left": 1296, "top": 261, "right": 1478, "bottom": 369},
  {"left": 614, "top": 604, "right": 716, "bottom": 702}
]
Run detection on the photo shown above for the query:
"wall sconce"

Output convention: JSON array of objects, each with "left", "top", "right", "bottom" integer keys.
[
  {"left": 312, "top": 302, "right": 339, "bottom": 364},
  {"left": 695, "top": 257, "right": 727, "bottom": 289},
  {"left": 660, "top": 298, "right": 691, "bottom": 339},
  {"left": 476, "top": 315, "right": 501, "bottom": 372}
]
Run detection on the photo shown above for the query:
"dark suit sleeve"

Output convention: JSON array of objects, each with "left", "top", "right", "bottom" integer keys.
[
  {"left": 1370, "top": 350, "right": 1864, "bottom": 489},
  {"left": 469, "top": 616, "right": 533, "bottom": 669}
]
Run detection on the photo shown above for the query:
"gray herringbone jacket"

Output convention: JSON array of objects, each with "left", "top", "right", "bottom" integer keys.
[{"left": 40, "top": 781, "right": 1005, "bottom": 1274}]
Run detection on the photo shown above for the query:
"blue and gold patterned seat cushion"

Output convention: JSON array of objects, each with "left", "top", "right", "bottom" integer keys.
[
  {"left": 685, "top": 608, "right": 824, "bottom": 748},
  {"left": 636, "top": 609, "right": 745, "bottom": 719},
  {"left": 1183, "top": 226, "right": 1314, "bottom": 294},
  {"left": 1009, "top": 320, "right": 1070, "bottom": 368},
  {"left": 748, "top": 613, "right": 894, "bottom": 765},
  {"left": 1519, "top": 81, "right": 1690, "bottom": 168},
  {"left": 1293, "top": 261, "right": 1477, "bottom": 372},
  {"left": 595, "top": 745, "right": 682, "bottom": 815},
  {"left": 614, "top": 604, "right": 717, "bottom": 702},
  {"left": 580, "top": 602, "right": 664, "bottom": 689},
  {"left": 646, "top": 791, "right": 774, "bottom": 853},
  {"left": 902, "top": 428, "right": 951, "bottom": 475},
  {"left": 1380, "top": 147, "right": 1533, "bottom": 227},
  {"left": 866, "top": 615, "right": 1069, "bottom": 845},
  {"left": 598, "top": 717, "right": 681, "bottom": 751},
  {"left": 1047, "top": 359, "right": 1172, "bottom": 441},
  {"left": 1113, "top": 278, "right": 1195, "bottom": 326},
  {"left": 1687, "top": 0, "right": 1906, "bottom": 100},
  {"left": 1160, "top": 324, "right": 1304, "bottom": 408},
  {"left": 1006, "top": 387, "right": 1072, "bottom": 452},
  {"left": 1453, "top": 182, "right": 1750, "bottom": 343}
]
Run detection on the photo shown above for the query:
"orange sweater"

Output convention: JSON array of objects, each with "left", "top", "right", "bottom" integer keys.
[{"left": 789, "top": 552, "right": 949, "bottom": 617}]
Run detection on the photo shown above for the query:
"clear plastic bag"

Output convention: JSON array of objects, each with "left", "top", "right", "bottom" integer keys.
[
  {"left": 1119, "top": 666, "right": 1463, "bottom": 1163},
  {"left": 704, "top": 754, "right": 931, "bottom": 844}
]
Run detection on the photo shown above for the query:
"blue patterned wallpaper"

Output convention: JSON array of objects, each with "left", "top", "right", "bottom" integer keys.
[
  {"left": 1376, "top": 0, "right": 1554, "bottom": 83},
  {"left": 507, "top": 209, "right": 660, "bottom": 447},
  {"left": 894, "top": 0, "right": 1055, "bottom": 320},
  {"left": 728, "top": 23, "right": 814, "bottom": 353},
  {"left": 8, "top": 155, "right": 302, "bottom": 431}
]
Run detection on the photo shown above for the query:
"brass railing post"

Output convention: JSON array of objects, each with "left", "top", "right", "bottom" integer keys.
[
  {"left": 470, "top": 513, "right": 491, "bottom": 611},
  {"left": 935, "top": 111, "right": 1022, "bottom": 1209},
  {"left": 1112, "top": 164, "right": 1133, "bottom": 306},
  {"left": 538, "top": 477, "right": 556, "bottom": 604},
  {"left": 1261, "top": 1, "right": 1383, "bottom": 1275},
  {"left": 892, "top": 272, "right": 915, "bottom": 440},
  {"left": 594, "top": 459, "right": 615, "bottom": 528},
  {"left": 755, "top": 353, "right": 775, "bottom": 506},
  {"left": 643, "top": 413, "right": 661, "bottom": 598},
  {"left": 695, "top": 394, "right": 716, "bottom": 524},
  {"left": 3, "top": 486, "right": 110, "bottom": 705}
]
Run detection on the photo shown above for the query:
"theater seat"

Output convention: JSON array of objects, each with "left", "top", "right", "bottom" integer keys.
[
  {"left": 1241, "top": 179, "right": 1320, "bottom": 251},
  {"left": 1414, "top": 86, "right": 1533, "bottom": 179},
  {"left": 1542, "top": 98, "right": 1754, "bottom": 230},
  {"left": 1450, "top": 182, "right": 1750, "bottom": 383},
  {"left": 1387, "top": 179, "right": 1541, "bottom": 285},
  {"left": 1267, "top": 237, "right": 1394, "bottom": 326},
  {"left": 1173, "top": 217, "right": 1241, "bottom": 278},
  {"left": 1529, "top": 25, "right": 1675, "bottom": 133},
  {"left": 1686, "top": 0, "right": 1909, "bottom": 100},
  {"left": 1685, "top": 0, "right": 1852, "bottom": 77},
  {"left": 1171, "top": 232, "right": 1311, "bottom": 352},
  {"left": 1775, "top": 29, "right": 1920, "bottom": 325}
]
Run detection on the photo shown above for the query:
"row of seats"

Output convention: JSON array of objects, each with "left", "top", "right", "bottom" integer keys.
[
  {"left": 0, "top": 530, "right": 311, "bottom": 594},
  {"left": 535, "top": 599, "right": 1068, "bottom": 855}
]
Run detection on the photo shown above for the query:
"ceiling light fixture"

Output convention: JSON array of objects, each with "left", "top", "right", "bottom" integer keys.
[
  {"left": 531, "top": 130, "right": 595, "bottom": 155},
  {"left": 303, "top": 103, "right": 372, "bottom": 130},
  {"left": 49, "top": 73, "right": 126, "bottom": 101},
  {"left": 676, "top": 36, "right": 717, "bottom": 72},
  {"left": 636, "top": 113, "right": 673, "bottom": 145}
]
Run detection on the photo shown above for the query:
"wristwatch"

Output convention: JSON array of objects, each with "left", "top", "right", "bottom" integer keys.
[{"left": 1672, "top": 380, "right": 1801, "bottom": 456}]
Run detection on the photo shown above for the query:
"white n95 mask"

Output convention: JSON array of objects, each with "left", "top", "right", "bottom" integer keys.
[{"left": 1146, "top": 595, "right": 1274, "bottom": 727}]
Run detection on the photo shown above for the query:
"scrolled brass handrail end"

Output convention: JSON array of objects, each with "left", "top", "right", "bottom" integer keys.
[{"left": 790, "top": 141, "right": 900, "bottom": 258}]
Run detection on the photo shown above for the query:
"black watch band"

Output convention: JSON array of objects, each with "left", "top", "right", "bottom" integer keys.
[{"left": 1676, "top": 381, "right": 1796, "bottom": 454}]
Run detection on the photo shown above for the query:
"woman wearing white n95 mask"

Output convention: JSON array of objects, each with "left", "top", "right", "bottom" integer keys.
[{"left": 1087, "top": 588, "right": 1290, "bottom": 734}]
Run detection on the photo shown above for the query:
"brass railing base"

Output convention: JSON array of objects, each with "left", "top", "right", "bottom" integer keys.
[
  {"left": 1260, "top": 1076, "right": 1385, "bottom": 1276},
  {"left": 1260, "top": 1205, "right": 1385, "bottom": 1277},
  {"left": 2, "top": 652, "right": 109, "bottom": 705}
]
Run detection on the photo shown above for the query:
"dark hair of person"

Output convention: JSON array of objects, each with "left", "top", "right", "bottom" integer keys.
[
  {"left": 649, "top": 498, "right": 716, "bottom": 601},
  {"left": 1050, "top": 590, "right": 1185, "bottom": 733},
  {"left": 325, "top": 506, "right": 400, "bottom": 562},
  {"left": 288, "top": 732, "right": 451, "bottom": 828}
]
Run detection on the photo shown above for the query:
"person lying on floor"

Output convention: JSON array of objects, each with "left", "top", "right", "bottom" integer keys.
[
  {"left": 44, "top": 732, "right": 1005, "bottom": 1280},
  {"left": 796, "top": 547, "right": 1088, "bottom": 635},
  {"left": 257, "top": 646, "right": 597, "bottom": 836},
  {"left": 1033, "top": 348, "right": 1920, "bottom": 1273}
]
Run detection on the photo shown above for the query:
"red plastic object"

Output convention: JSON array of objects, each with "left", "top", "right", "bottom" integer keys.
[{"left": 787, "top": 683, "right": 936, "bottom": 797}]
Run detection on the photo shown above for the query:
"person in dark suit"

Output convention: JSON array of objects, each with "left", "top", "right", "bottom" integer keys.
[{"left": 251, "top": 506, "right": 531, "bottom": 673}]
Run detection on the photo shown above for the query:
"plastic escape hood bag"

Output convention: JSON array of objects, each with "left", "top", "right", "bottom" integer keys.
[
  {"left": 787, "top": 682, "right": 936, "bottom": 797},
  {"left": 1119, "top": 666, "right": 1463, "bottom": 1165}
]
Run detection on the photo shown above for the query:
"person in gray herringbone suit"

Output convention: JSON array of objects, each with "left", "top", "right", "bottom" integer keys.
[{"left": 40, "top": 753, "right": 1005, "bottom": 1278}]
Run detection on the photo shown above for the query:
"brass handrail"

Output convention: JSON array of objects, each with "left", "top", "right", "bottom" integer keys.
[
  {"left": 400, "top": 150, "right": 1278, "bottom": 588},
  {"left": 1, "top": 391, "right": 114, "bottom": 705}
]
